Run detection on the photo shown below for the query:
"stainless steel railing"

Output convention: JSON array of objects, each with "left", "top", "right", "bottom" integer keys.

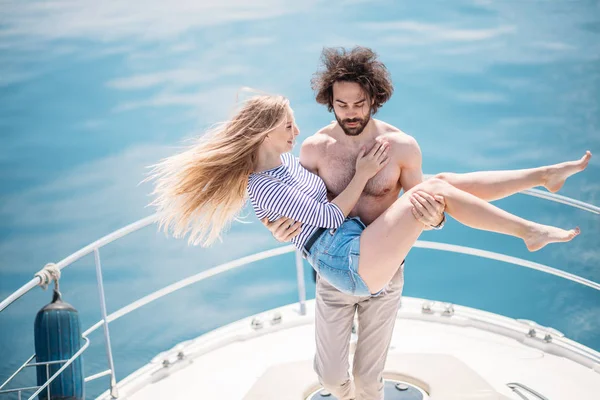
[
  {"left": 507, "top": 382, "right": 549, "bottom": 400},
  {"left": 1, "top": 188, "right": 598, "bottom": 399}
]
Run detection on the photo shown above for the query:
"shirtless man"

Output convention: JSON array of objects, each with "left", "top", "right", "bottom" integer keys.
[
  {"left": 263, "top": 46, "right": 591, "bottom": 399},
  {"left": 264, "top": 46, "right": 445, "bottom": 399}
]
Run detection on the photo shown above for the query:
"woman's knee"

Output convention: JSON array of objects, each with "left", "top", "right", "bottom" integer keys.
[
  {"left": 434, "top": 172, "right": 455, "bottom": 183},
  {"left": 414, "top": 177, "right": 451, "bottom": 196}
]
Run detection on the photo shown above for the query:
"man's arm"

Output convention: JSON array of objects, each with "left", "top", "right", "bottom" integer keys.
[
  {"left": 396, "top": 134, "right": 445, "bottom": 229},
  {"left": 299, "top": 134, "right": 322, "bottom": 174},
  {"left": 397, "top": 134, "right": 424, "bottom": 192},
  {"left": 260, "top": 217, "right": 301, "bottom": 242}
]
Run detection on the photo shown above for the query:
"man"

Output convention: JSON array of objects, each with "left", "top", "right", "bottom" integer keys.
[{"left": 263, "top": 46, "right": 445, "bottom": 399}]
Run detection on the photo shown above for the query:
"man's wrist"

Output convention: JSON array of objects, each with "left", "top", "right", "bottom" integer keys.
[{"left": 430, "top": 213, "right": 446, "bottom": 230}]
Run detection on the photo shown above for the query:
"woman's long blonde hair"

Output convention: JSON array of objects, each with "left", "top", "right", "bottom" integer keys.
[{"left": 146, "top": 94, "right": 290, "bottom": 246}]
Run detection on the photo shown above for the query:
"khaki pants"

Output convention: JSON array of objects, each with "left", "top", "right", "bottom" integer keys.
[{"left": 313, "top": 264, "right": 404, "bottom": 400}]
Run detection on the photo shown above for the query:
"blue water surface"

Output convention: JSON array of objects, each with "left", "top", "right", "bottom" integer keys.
[{"left": 1, "top": 1, "right": 599, "bottom": 398}]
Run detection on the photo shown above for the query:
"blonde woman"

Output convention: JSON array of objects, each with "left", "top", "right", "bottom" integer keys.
[{"left": 148, "top": 94, "right": 589, "bottom": 296}]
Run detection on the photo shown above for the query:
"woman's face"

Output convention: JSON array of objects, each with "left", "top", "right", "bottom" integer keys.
[{"left": 267, "top": 107, "right": 300, "bottom": 154}]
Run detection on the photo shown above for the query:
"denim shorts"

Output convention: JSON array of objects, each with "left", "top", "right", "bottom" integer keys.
[{"left": 304, "top": 217, "right": 378, "bottom": 297}]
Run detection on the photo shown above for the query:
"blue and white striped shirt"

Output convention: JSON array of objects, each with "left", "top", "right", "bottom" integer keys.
[{"left": 247, "top": 153, "right": 346, "bottom": 250}]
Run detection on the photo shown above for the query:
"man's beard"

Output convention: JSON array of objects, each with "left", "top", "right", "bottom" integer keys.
[{"left": 335, "top": 113, "right": 371, "bottom": 136}]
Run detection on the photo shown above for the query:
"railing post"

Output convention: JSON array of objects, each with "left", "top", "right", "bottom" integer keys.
[
  {"left": 93, "top": 249, "right": 119, "bottom": 398},
  {"left": 295, "top": 250, "right": 306, "bottom": 315},
  {"left": 46, "top": 364, "right": 50, "bottom": 399}
]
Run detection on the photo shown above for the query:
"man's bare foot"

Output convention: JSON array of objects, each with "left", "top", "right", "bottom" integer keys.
[
  {"left": 524, "top": 224, "right": 580, "bottom": 252},
  {"left": 544, "top": 151, "right": 592, "bottom": 193}
]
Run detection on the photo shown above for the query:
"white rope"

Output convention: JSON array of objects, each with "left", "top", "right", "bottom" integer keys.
[{"left": 34, "top": 263, "right": 61, "bottom": 290}]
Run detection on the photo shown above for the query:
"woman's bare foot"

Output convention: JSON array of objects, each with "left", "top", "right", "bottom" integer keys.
[
  {"left": 524, "top": 224, "right": 580, "bottom": 252},
  {"left": 544, "top": 151, "right": 592, "bottom": 193}
]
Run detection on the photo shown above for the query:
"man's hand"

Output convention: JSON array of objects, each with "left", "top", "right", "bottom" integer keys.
[
  {"left": 260, "top": 217, "right": 302, "bottom": 242},
  {"left": 410, "top": 191, "right": 445, "bottom": 228}
]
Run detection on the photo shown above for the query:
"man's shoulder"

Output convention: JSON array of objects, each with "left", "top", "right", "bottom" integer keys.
[
  {"left": 302, "top": 124, "right": 336, "bottom": 149},
  {"left": 373, "top": 120, "right": 421, "bottom": 167},
  {"left": 374, "top": 120, "right": 419, "bottom": 149}
]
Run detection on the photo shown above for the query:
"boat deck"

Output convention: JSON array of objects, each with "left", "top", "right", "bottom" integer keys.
[{"left": 104, "top": 298, "right": 600, "bottom": 399}]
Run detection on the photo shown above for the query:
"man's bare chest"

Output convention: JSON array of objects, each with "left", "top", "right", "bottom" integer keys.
[{"left": 320, "top": 151, "right": 401, "bottom": 198}]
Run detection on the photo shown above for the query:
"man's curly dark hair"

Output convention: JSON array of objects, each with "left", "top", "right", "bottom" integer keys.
[{"left": 311, "top": 46, "right": 393, "bottom": 115}]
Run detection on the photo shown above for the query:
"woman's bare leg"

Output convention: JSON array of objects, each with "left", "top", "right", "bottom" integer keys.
[
  {"left": 358, "top": 178, "right": 580, "bottom": 293},
  {"left": 435, "top": 151, "right": 591, "bottom": 201}
]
